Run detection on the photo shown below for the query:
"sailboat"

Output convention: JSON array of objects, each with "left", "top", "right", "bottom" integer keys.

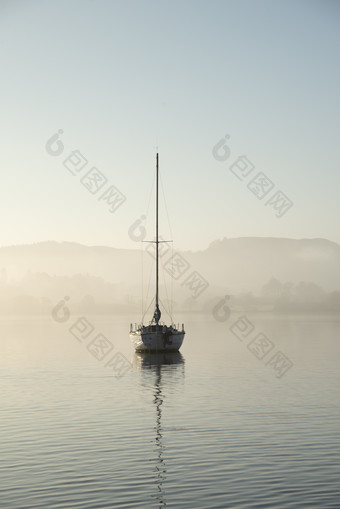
[{"left": 129, "top": 153, "right": 185, "bottom": 352}]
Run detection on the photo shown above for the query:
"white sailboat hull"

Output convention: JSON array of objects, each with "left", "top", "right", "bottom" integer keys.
[{"left": 130, "top": 329, "right": 185, "bottom": 352}]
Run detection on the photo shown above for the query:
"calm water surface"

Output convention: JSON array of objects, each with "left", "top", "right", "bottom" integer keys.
[{"left": 1, "top": 313, "right": 339, "bottom": 508}]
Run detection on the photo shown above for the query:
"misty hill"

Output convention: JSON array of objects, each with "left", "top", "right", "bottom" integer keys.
[
  {"left": 1, "top": 238, "right": 339, "bottom": 295},
  {"left": 200, "top": 237, "right": 340, "bottom": 293}
]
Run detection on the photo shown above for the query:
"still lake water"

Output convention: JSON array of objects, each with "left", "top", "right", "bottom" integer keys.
[{"left": 1, "top": 312, "right": 340, "bottom": 508}]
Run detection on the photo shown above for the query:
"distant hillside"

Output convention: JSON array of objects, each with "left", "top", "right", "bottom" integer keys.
[
  {"left": 199, "top": 237, "right": 340, "bottom": 292},
  {"left": 1, "top": 237, "right": 339, "bottom": 292},
  {"left": 0, "top": 241, "right": 136, "bottom": 282},
  {"left": 0, "top": 238, "right": 339, "bottom": 315}
]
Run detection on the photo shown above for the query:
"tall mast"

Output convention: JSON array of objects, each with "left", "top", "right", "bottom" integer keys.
[
  {"left": 155, "top": 153, "right": 159, "bottom": 322},
  {"left": 152, "top": 153, "right": 161, "bottom": 326}
]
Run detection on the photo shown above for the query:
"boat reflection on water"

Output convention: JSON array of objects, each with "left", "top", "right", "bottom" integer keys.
[
  {"left": 134, "top": 351, "right": 185, "bottom": 369},
  {"left": 133, "top": 352, "right": 185, "bottom": 508}
]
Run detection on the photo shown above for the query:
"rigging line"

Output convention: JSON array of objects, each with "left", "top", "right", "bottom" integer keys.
[
  {"left": 159, "top": 297, "right": 171, "bottom": 322},
  {"left": 159, "top": 171, "right": 174, "bottom": 320},
  {"left": 140, "top": 167, "right": 156, "bottom": 322},
  {"left": 159, "top": 171, "right": 173, "bottom": 240},
  {"left": 160, "top": 260, "right": 173, "bottom": 322},
  {"left": 143, "top": 296, "right": 155, "bottom": 323},
  {"left": 141, "top": 240, "right": 144, "bottom": 320},
  {"left": 171, "top": 241, "right": 173, "bottom": 320},
  {"left": 143, "top": 250, "right": 155, "bottom": 321}
]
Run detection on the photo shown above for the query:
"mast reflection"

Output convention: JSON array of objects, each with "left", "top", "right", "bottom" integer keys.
[{"left": 134, "top": 351, "right": 185, "bottom": 508}]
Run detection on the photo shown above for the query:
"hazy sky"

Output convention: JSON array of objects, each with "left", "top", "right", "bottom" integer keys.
[{"left": 1, "top": 0, "right": 339, "bottom": 251}]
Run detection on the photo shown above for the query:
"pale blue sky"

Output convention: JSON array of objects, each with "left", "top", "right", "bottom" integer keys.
[{"left": 1, "top": 0, "right": 339, "bottom": 250}]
